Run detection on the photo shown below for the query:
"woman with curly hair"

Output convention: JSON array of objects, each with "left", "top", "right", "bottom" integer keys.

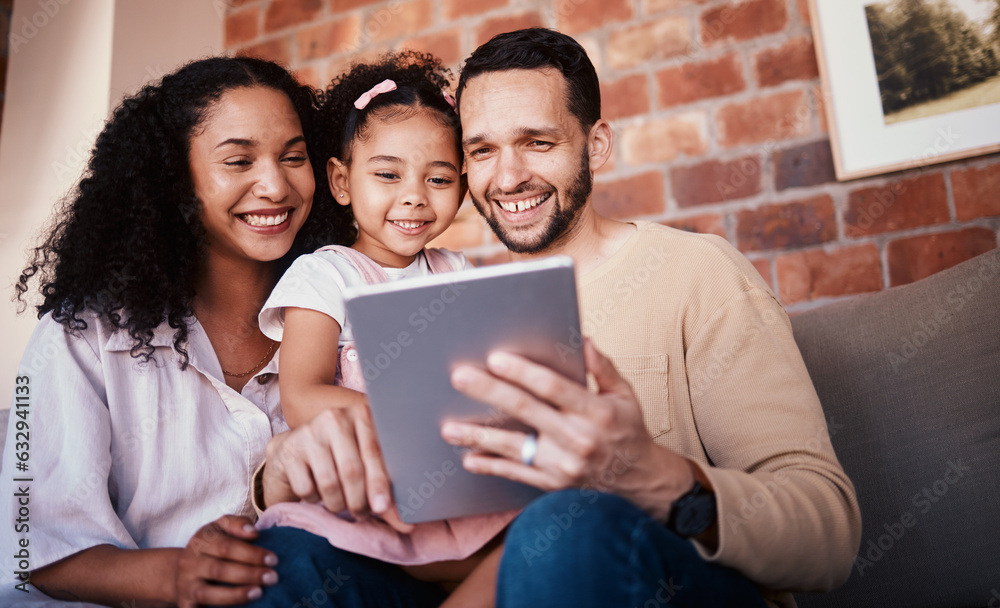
[{"left": 0, "top": 56, "right": 353, "bottom": 606}]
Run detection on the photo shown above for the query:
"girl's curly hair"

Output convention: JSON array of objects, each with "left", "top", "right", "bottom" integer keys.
[
  {"left": 309, "top": 50, "right": 461, "bottom": 234},
  {"left": 15, "top": 56, "right": 355, "bottom": 366}
]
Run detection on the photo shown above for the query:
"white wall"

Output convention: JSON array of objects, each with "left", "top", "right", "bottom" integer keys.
[
  {"left": 109, "top": 0, "right": 224, "bottom": 100},
  {"left": 0, "top": 0, "right": 223, "bottom": 406}
]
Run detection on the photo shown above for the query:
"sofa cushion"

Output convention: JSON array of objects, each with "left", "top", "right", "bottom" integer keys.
[{"left": 792, "top": 249, "right": 1000, "bottom": 607}]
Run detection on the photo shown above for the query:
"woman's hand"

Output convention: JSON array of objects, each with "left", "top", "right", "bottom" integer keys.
[
  {"left": 263, "top": 407, "right": 415, "bottom": 533},
  {"left": 29, "top": 522, "right": 276, "bottom": 608},
  {"left": 174, "top": 515, "right": 279, "bottom": 607}
]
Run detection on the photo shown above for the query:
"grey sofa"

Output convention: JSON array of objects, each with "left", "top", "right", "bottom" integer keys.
[
  {"left": 2, "top": 250, "right": 998, "bottom": 606},
  {"left": 791, "top": 248, "right": 1000, "bottom": 607}
]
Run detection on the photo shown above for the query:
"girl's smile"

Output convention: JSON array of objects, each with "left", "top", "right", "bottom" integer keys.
[{"left": 389, "top": 219, "right": 433, "bottom": 234}]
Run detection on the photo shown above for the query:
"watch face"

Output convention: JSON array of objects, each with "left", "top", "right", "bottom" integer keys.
[
  {"left": 676, "top": 497, "right": 715, "bottom": 536},
  {"left": 670, "top": 484, "right": 717, "bottom": 537}
]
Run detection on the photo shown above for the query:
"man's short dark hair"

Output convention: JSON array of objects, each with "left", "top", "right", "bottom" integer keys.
[{"left": 457, "top": 28, "right": 601, "bottom": 131}]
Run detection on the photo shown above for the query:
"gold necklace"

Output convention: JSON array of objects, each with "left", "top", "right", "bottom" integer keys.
[{"left": 223, "top": 339, "right": 277, "bottom": 378}]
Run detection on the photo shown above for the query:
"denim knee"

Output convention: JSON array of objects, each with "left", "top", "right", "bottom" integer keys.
[
  {"left": 247, "top": 527, "right": 448, "bottom": 608},
  {"left": 499, "top": 491, "right": 768, "bottom": 608},
  {"left": 505, "top": 489, "right": 643, "bottom": 566}
]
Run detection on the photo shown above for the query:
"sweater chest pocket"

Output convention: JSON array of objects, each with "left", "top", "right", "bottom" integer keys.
[{"left": 613, "top": 354, "right": 670, "bottom": 437}]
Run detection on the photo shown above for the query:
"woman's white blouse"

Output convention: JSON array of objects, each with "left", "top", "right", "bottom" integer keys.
[{"left": 0, "top": 312, "right": 285, "bottom": 585}]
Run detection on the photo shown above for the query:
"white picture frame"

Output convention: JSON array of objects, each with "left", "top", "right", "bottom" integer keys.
[{"left": 809, "top": 0, "right": 1000, "bottom": 181}]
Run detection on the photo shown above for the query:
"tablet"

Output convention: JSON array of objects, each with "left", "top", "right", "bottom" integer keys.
[{"left": 343, "top": 256, "right": 585, "bottom": 523}]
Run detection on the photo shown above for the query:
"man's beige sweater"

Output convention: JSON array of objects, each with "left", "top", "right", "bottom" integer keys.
[{"left": 578, "top": 222, "right": 861, "bottom": 607}]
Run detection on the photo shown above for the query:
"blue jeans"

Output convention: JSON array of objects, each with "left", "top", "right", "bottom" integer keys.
[
  {"left": 240, "top": 525, "right": 448, "bottom": 608},
  {"left": 242, "top": 490, "right": 766, "bottom": 608},
  {"left": 498, "top": 490, "right": 766, "bottom": 607}
]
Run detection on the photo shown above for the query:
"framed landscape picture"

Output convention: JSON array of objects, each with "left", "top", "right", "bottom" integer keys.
[{"left": 809, "top": 0, "right": 1000, "bottom": 180}]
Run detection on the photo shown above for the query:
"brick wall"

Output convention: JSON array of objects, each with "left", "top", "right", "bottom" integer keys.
[{"left": 224, "top": 0, "right": 1000, "bottom": 310}]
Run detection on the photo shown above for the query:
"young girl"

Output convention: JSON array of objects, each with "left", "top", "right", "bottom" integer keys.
[{"left": 254, "top": 52, "right": 514, "bottom": 599}]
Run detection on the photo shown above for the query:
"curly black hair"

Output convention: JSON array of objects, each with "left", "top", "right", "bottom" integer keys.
[
  {"left": 309, "top": 50, "right": 461, "bottom": 233},
  {"left": 15, "top": 56, "right": 355, "bottom": 366}
]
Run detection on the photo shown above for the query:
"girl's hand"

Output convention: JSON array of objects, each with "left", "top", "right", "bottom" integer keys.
[
  {"left": 264, "top": 407, "right": 416, "bottom": 533},
  {"left": 174, "top": 515, "right": 279, "bottom": 607},
  {"left": 274, "top": 307, "right": 414, "bottom": 532}
]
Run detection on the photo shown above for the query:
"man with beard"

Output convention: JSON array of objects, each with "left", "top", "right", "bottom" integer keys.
[
  {"left": 433, "top": 28, "right": 861, "bottom": 607},
  {"left": 253, "top": 28, "right": 861, "bottom": 608}
]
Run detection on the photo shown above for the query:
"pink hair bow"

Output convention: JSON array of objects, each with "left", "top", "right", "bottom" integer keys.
[{"left": 354, "top": 79, "right": 397, "bottom": 110}]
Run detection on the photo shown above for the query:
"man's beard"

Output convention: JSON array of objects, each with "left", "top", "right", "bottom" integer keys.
[{"left": 473, "top": 148, "right": 592, "bottom": 254}]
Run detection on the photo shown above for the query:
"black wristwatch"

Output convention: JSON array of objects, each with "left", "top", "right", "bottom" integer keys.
[{"left": 666, "top": 481, "right": 717, "bottom": 537}]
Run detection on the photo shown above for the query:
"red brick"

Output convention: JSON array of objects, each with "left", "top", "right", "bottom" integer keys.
[
  {"left": 701, "top": 0, "right": 788, "bottom": 46},
  {"left": 845, "top": 173, "right": 950, "bottom": 237},
  {"left": 428, "top": 205, "right": 487, "bottom": 251},
  {"left": 578, "top": 37, "right": 604, "bottom": 73},
  {"left": 400, "top": 28, "right": 463, "bottom": 67},
  {"left": 773, "top": 140, "right": 836, "bottom": 191},
  {"left": 655, "top": 53, "right": 745, "bottom": 109},
  {"left": 647, "top": 0, "right": 710, "bottom": 14},
  {"left": 951, "top": 163, "right": 1000, "bottom": 220},
  {"left": 296, "top": 15, "right": 363, "bottom": 61},
  {"left": 776, "top": 244, "right": 882, "bottom": 305},
  {"left": 671, "top": 155, "right": 762, "bottom": 207},
  {"left": 736, "top": 195, "right": 836, "bottom": 252},
  {"left": 557, "top": 0, "right": 633, "bottom": 35},
  {"left": 331, "top": 0, "right": 383, "bottom": 10},
  {"left": 225, "top": 6, "right": 260, "bottom": 48},
  {"left": 601, "top": 74, "right": 651, "bottom": 121},
  {"left": 366, "top": 0, "right": 434, "bottom": 43},
  {"left": 324, "top": 50, "right": 383, "bottom": 87},
  {"left": 225, "top": 7, "right": 259, "bottom": 48},
  {"left": 751, "top": 258, "right": 773, "bottom": 286},
  {"left": 754, "top": 36, "right": 819, "bottom": 88},
  {"left": 716, "top": 90, "right": 811, "bottom": 148},
  {"left": 475, "top": 12, "right": 545, "bottom": 47},
  {"left": 622, "top": 112, "right": 707, "bottom": 165},
  {"left": 593, "top": 172, "right": 666, "bottom": 219},
  {"left": 264, "top": 0, "right": 323, "bottom": 33},
  {"left": 887, "top": 228, "right": 997, "bottom": 286},
  {"left": 607, "top": 16, "right": 690, "bottom": 71},
  {"left": 814, "top": 85, "right": 829, "bottom": 133},
  {"left": 661, "top": 213, "right": 726, "bottom": 239},
  {"left": 797, "top": 0, "right": 812, "bottom": 25},
  {"left": 292, "top": 66, "right": 322, "bottom": 89},
  {"left": 443, "top": 0, "right": 508, "bottom": 20},
  {"left": 236, "top": 37, "right": 292, "bottom": 66}
]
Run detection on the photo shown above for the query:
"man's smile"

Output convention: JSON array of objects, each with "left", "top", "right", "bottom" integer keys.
[{"left": 496, "top": 192, "right": 552, "bottom": 213}]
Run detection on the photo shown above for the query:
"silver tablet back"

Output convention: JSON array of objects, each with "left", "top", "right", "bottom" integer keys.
[{"left": 344, "top": 256, "right": 585, "bottom": 523}]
